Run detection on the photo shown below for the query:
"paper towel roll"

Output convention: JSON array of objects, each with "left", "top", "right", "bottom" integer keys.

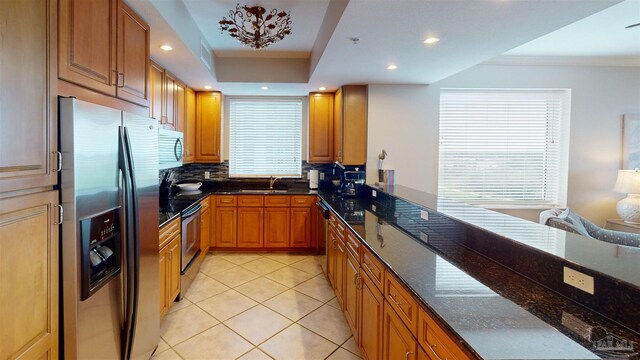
[{"left": 309, "top": 170, "right": 319, "bottom": 189}]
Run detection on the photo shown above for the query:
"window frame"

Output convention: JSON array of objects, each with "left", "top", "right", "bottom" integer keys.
[
  {"left": 437, "top": 88, "right": 571, "bottom": 209},
  {"left": 227, "top": 96, "right": 305, "bottom": 178}
]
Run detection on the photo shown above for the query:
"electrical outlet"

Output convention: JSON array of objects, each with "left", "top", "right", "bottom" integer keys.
[
  {"left": 372, "top": 204, "right": 377, "bottom": 212},
  {"left": 372, "top": 190, "right": 377, "bottom": 197},
  {"left": 563, "top": 267, "right": 594, "bottom": 294},
  {"left": 420, "top": 232, "right": 429, "bottom": 242},
  {"left": 319, "top": 172, "right": 325, "bottom": 180},
  {"left": 204, "top": 171, "right": 210, "bottom": 179},
  {"left": 420, "top": 210, "right": 429, "bottom": 221}
]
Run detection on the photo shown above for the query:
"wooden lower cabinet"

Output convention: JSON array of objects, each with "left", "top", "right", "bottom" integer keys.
[
  {"left": 200, "top": 207, "right": 211, "bottom": 259},
  {"left": 418, "top": 346, "right": 430, "bottom": 360},
  {"left": 160, "top": 233, "right": 180, "bottom": 319},
  {"left": 335, "top": 236, "right": 346, "bottom": 306},
  {"left": 238, "top": 207, "right": 264, "bottom": 248},
  {"left": 290, "top": 207, "right": 312, "bottom": 247},
  {"left": 327, "top": 229, "right": 338, "bottom": 288},
  {"left": 215, "top": 207, "right": 237, "bottom": 248},
  {"left": 344, "top": 250, "right": 360, "bottom": 343},
  {"left": 383, "top": 302, "right": 417, "bottom": 360},
  {"left": 264, "top": 208, "right": 290, "bottom": 248},
  {"left": 359, "top": 271, "right": 384, "bottom": 360},
  {"left": 0, "top": 191, "right": 59, "bottom": 359}
]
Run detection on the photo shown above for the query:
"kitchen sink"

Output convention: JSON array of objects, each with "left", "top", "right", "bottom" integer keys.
[{"left": 239, "top": 189, "right": 289, "bottom": 194}]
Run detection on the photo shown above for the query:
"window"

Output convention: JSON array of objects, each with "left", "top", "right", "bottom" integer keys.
[
  {"left": 229, "top": 98, "right": 302, "bottom": 177},
  {"left": 438, "top": 89, "right": 569, "bottom": 208}
]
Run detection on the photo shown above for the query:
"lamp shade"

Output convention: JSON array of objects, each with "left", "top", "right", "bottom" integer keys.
[{"left": 613, "top": 169, "right": 640, "bottom": 194}]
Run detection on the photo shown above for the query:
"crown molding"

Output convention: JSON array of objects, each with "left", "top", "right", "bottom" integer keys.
[{"left": 483, "top": 55, "right": 640, "bottom": 67}]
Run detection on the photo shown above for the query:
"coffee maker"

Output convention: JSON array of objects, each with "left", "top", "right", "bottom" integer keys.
[{"left": 340, "top": 170, "right": 365, "bottom": 197}]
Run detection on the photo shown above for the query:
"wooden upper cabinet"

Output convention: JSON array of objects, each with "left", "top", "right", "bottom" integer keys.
[
  {"left": 333, "top": 88, "right": 344, "bottom": 163},
  {"left": 183, "top": 88, "right": 197, "bottom": 163},
  {"left": 334, "top": 85, "right": 367, "bottom": 165},
  {"left": 163, "top": 72, "right": 176, "bottom": 130},
  {"left": 0, "top": 0, "right": 57, "bottom": 193},
  {"left": 149, "top": 61, "right": 163, "bottom": 120},
  {"left": 0, "top": 191, "right": 59, "bottom": 359},
  {"left": 174, "top": 81, "right": 186, "bottom": 132},
  {"left": 59, "top": 0, "right": 117, "bottom": 96},
  {"left": 308, "top": 93, "right": 334, "bottom": 163},
  {"left": 116, "top": 0, "right": 149, "bottom": 106},
  {"left": 196, "top": 92, "right": 222, "bottom": 162}
]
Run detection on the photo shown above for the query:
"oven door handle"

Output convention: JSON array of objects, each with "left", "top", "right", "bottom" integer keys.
[{"left": 182, "top": 203, "right": 202, "bottom": 219}]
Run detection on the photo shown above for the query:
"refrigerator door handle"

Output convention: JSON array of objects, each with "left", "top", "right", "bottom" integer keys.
[{"left": 119, "top": 126, "right": 140, "bottom": 360}]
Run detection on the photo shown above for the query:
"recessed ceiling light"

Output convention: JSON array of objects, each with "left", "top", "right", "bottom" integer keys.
[
  {"left": 204, "top": 85, "right": 212, "bottom": 90},
  {"left": 387, "top": 64, "right": 398, "bottom": 70},
  {"left": 424, "top": 37, "right": 440, "bottom": 44},
  {"left": 319, "top": 87, "right": 327, "bottom": 91},
  {"left": 261, "top": 86, "right": 269, "bottom": 90},
  {"left": 160, "top": 44, "right": 173, "bottom": 51}
]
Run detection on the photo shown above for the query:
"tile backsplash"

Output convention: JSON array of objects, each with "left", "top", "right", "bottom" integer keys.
[{"left": 160, "top": 161, "right": 364, "bottom": 186}]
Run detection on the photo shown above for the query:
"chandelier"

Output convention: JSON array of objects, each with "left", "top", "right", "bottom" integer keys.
[{"left": 219, "top": 3, "right": 292, "bottom": 49}]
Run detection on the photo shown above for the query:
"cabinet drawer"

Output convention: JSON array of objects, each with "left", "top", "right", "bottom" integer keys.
[
  {"left": 291, "top": 195, "right": 315, "bottom": 207},
  {"left": 264, "top": 196, "right": 290, "bottom": 207},
  {"left": 345, "top": 231, "right": 361, "bottom": 261},
  {"left": 385, "top": 272, "right": 419, "bottom": 335},
  {"left": 216, "top": 195, "right": 237, "bottom": 207},
  {"left": 418, "top": 308, "right": 471, "bottom": 360},
  {"left": 159, "top": 217, "right": 181, "bottom": 249},
  {"left": 329, "top": 213, "right": 346, "bottom": 238},
  {"left": 238, "top": 195, "right": 264, "bottom": 207},
  {"left": 200, "top": 196, "right": 211, "bottom": 212},
  {"left": 362, "top": 247, "right": 384, "bottom": 292}
]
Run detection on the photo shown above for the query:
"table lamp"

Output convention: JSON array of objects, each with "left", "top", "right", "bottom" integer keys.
[{"left": 613, "top": 169, "right": 640, "bottom": 224}]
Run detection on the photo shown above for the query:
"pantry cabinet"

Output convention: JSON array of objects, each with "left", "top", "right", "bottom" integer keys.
[
  {"left": 308, "top": 93, "right": 334, "bottom": 163},
  {"left": 196, "top": 92, "right": 222, "bottom": 162},
  {"left": 0, "top": 191, "right": 59, "bottom": 359},
  {"left": 0, "top": 0, "right": 57, "bottom": 193},
  {"left": 59, "top": 0, "right": 149, "bottom": 106}
]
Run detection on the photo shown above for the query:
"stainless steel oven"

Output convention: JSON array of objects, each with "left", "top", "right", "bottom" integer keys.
[
  {"left": 316, "top": 199, "right": 330, "bottom": 274},
  {"left": 180, "top": 203, "right": 202, "bottom": 298}
]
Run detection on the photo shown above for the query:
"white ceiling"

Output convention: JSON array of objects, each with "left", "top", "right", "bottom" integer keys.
[
  {"left": 505, "top": 0, "right": 640, "bottom": 57},
  {"left": 128, "top": 0, "right": 624, "bottom": 95},
  {"left": 184, "top": 0, "right": 331, "bottom": 58}
]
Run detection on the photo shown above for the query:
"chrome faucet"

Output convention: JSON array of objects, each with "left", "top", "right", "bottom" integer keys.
[{"left": 269, "top": 176, "right": 281, "bottom": 190}]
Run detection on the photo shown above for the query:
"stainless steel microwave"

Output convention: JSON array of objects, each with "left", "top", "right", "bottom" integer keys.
[{"left": 158, "top": 129, "right": 183, "bottom": 170}]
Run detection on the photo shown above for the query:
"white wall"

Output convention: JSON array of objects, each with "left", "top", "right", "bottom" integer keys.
[{"left": 367, "top": 64, "right": 640, "bottom": 225}]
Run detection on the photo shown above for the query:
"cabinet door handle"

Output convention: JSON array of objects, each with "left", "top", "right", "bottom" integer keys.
[
  {"left": 427, "top": 344, "right": 444, "bottom": 360},
  {"left": 404, "top": 351, "right": 413, "bottom": 360},
  {"left": 389, "top": 293, "right": 404, "bottom": 306}
]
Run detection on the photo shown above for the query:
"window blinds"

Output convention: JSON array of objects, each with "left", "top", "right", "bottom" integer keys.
[
  {"left": 229, "top": 98, "right": 302, "bottom": 177},
  {"left": 438, "top": 89, "right": 567, "bottom": 207}
]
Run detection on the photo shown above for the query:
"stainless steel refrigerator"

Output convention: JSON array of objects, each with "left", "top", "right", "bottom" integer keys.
[{"left": 60, "top": 98, "right": 159, "bottom": 359}]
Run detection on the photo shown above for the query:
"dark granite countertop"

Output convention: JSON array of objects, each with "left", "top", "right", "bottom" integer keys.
[{"left": 319, "top": 193, "right": 640, "bottom": 360}]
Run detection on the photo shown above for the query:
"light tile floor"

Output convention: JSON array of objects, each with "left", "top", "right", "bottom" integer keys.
[{"left": 153, "top": 252, "right": 362, "bottom": 360}]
